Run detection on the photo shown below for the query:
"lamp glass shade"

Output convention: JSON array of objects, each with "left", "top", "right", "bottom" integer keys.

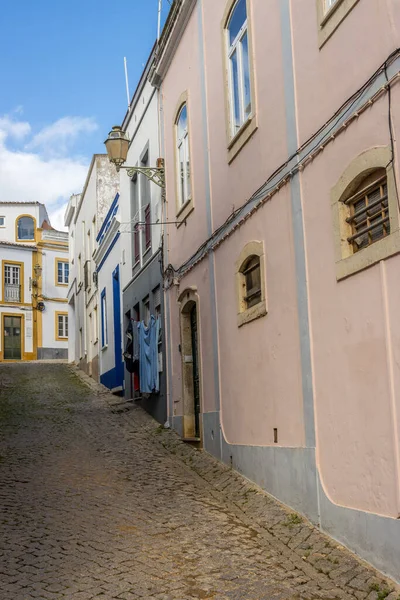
[{"left": 104, "top": 126, "right": 129, "bottom": 167}]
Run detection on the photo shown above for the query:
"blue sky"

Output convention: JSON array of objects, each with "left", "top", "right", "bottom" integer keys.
[{"left": 0, "top": 0, "right": 170, "bottom": 229}]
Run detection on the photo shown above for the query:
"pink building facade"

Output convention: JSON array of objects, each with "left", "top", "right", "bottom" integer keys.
[{"left": 152, "top": 0, "right": 400, "bottom": 581}]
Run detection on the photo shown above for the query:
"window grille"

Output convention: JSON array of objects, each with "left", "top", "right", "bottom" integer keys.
[
  {"left": 345, "top": 174, "right": 389, "bottom": 252},
  {"left": 145, "top": 204, "right": 151, "bottom": 250},
  {"left": 242, "top": 256, "right": 261, "bottom": 309}
]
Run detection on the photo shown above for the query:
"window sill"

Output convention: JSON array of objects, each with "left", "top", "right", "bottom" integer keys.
[
  {"left": 176, "top": 198, "right": 194, "bottom": 226},
  {"left": 237, "top": 300, "right": 267, "bottom": 328},
  {"left": 227, "top": 115, "right": 258, "bottom": 164},
  {"left": 336, "top": 229, "right": 400, "bottom": 281},
  {"left": 318, "top": 0, "right": 360, "bottom": 48}
]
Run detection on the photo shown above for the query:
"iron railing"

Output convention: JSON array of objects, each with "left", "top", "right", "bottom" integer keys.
[{"left": 4, "top": 283, "right": 21, "bottom": 303}]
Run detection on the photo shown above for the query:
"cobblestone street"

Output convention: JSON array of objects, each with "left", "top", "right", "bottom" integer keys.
[{"left": 0, "top": 363, "right": 398, "bottom": 600}]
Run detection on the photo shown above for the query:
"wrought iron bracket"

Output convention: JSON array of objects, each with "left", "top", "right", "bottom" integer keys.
[{"left": 120, "top": 166, "right": 165, "bottom": 189}]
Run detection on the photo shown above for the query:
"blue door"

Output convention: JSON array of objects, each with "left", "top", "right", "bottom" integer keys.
[{"left": 112, "top": 265, "right": 124, "bottom": 388}]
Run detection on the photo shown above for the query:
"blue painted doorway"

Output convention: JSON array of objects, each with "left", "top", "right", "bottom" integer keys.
[{"left": 112, "top": 265, "right": 124, "bottom": 389}]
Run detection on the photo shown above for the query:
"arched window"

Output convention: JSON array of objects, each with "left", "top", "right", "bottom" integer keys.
[
  {"left": 226, "top": 0, "right": 251, "bottom": 136},
  {"left": 241, "top": 255, "right": 261, "bottom": 309},
  {"left": 16, "top": 216, "right": 35, "bottom": 241},
  {"left": 331, "top": 146, "right": 400, "bottom": 280},
  {"left": 176, "top": 103, "right": 191, "bottom": 207},
  {"left": 236, "top": 241, "right": 267, "bottom": 327},
  {"left": 345, "top": 169, "right": 389, "bottom": 252}
]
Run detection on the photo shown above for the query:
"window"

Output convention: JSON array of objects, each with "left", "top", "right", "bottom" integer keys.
[
  {"left": 0, "top": 216, "right": 5, "bottom": 227},
  {"left": 153, "top": 286, "right": 161, "bottom": 318},
  {"left": 143, "top": 296, "right": 150, "bottom": 326},
  {"left": 56, "top": 260, "right": 69, "bottom": 285},
  {"left": 101, "top": 289, "right": 108, "bottom": 347},
  {"left": 176, "top": 104, "right": 191, "bottom": 207},
  {"left": 131, "top": 174, "right": 140, "bottom": 265},
  {"left": 345, "top": 171, "right": 389, "bottom": 253},
  {"left": 325, "top": 0, "right": 338, "bottom": 10},
  {"left": 242, "top": 256, "right": 261, "bottom": 309},
  {"left": 317, "top": 0, "right": 360, "bottom": 47},
  {"left": 226, "top": 0, "right": 251, "bottom": 137},
  {"left": 332, "top": 146, "right": 400, "bottom": 280},
  {"left": 16, "top": 216, "right": 35, "bottom": 240},
  {"left": 4, "top": 263, "right": 21, "bottom": 303},
  {"left": 56, "top": 313, "right": 68, "bottom": 340},
  {"left": 236, "top": 241, "right": 267, "bottom": 327},
  {"left": 144, "top": 204, "right": 151, "bottom": 252}
]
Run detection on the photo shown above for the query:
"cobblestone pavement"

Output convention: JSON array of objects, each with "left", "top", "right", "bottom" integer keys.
[{"left": 0, "top": 363, "right": 399, "bottom": 600}]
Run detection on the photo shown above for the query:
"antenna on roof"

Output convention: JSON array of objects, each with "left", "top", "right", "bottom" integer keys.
[
  {"left": 157, "top": 0, "right": 162, "bottom": 41},
  {"left": 124, "top": 57, "right": 130, "bottom": 111}
]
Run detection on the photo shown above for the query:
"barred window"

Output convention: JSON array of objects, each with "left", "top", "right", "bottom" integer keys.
[{"left": 345, "top": 170, "right": 389, "bottom": 252}]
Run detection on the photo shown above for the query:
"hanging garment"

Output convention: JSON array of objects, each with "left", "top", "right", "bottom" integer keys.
[
  {"left": 123, "top": 320, "right": 134, "bottom": 374},
  {"left": 139, "top": 316, "right": 159, "bottom": 394},
  {"left": 124, "top": 320, "right": 140, "bottom": 374}
]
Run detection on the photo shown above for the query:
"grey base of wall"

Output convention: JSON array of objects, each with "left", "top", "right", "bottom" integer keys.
[
  {"left": 173, "top": 411, "right": 400, "bottom": 584},
  {"left": 37, "top": 348, "right": 68, "bottom": 360}
]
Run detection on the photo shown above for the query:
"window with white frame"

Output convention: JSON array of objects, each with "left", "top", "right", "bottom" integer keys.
[
  {"left": 325, "top": 0, "right": 338, "bottom": 10},
  {"left": 56, "top": 260, "right": 69, "bottom": 285},
  {"left": 57, "top": 314, "right": 68, "bottom": 339},
  {"left": 176, "top": 104, "right": 191, "bottom": 207},
  {"left": 4, "top": 264, "right": 20, "bottom": 286},
  {"left": 226, "top": 0, "right": 252, "bottom": 137}
]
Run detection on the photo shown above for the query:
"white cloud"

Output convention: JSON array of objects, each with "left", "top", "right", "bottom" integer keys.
[
  {"left": 27, "top": 116, "right": 98, "bottom": 157},
  {"left": 0, "top": 116, "right": 31, "bottom": 140},
  {"left": 0, "top": 113, "right": 96, "bottom": 231}
]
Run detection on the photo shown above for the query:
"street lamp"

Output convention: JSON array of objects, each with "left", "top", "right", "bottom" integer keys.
[{"left": 104, "top": 125, "right": 165, "bottom": 189}]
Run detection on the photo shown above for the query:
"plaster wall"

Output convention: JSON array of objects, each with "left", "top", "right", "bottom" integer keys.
[
  {"left": 301, "top": 97, "right": 400, "bottom": 518},
  {"left": 214, "top": 187, "right": 305, "bottom": 447},
  {"left": 0, "top": 203, "right": 49, "bottom": 244},
  {"left": 119, "top": 80, "right": 162, "bottom": 292},
  {"left": 167, "top": 260, "right": 219, "bottom": 419},
  {"left": 0, "top": 245, "right": 33, "bottom": 305},
  {"left": 200, "top": 0, "right": 289, "bottom": 232},
  {"left": 98, "top": 236, "right": 121, "bottom": 377},
  {"left": 161, "top": 6, "right": 209, "bottom": 267},
  {"left": 290, "top": 0, "right": 400, "bottom": 144},
  {"left": 41, "top": 247, "right": 69, "bottom": 302},
  {"left": 67, "top": 157, "right": 119, "bottom": 376}
]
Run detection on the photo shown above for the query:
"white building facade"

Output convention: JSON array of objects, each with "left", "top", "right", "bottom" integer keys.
[
  {"left": 65, "top": 155, "right": 119, "bottom": 380},
  {"left": 118, "top": 45, "right": 167, "bottom": 424},
  {"left": 93, "top": 193, "right": 123, "bottom": 392},
  {"left": 0, "top": 201, "right": 69, "bottom": 362}
]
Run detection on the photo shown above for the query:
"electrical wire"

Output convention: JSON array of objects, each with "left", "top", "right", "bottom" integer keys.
[
  {"left": 384, "top": 60, "right": 400, "bottom": 212},
  {"left": 172, "top": 48, "right": 400, "bottom": 278}
]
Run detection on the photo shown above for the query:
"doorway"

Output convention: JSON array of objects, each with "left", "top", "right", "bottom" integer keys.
[
  {"left": 3, "top": 316, "right": 22, "bottom": 360},
  {"left": 190, "top": 305, "right": 201, "bottom": 439},
  {"left": 179, "top": 289, "right": 202, "bottom": 441}
]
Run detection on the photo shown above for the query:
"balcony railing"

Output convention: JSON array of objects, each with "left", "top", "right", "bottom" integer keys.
[{"left": 5, "top": 283, "right": 21, "bottom": 303}]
